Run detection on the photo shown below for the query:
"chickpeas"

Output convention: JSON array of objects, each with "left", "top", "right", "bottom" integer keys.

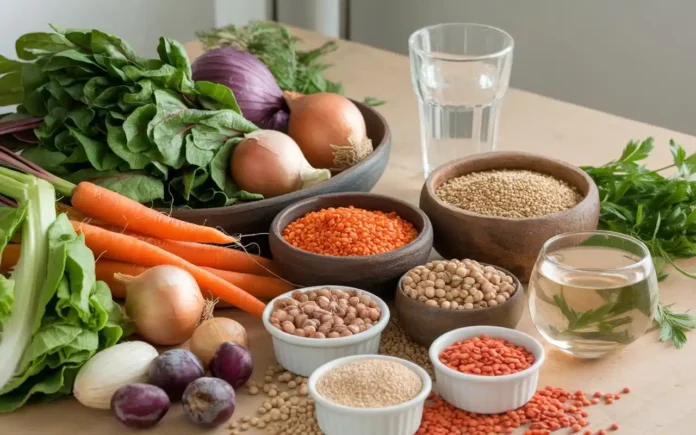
[
  {"left": 401, "top": 259, "right": 517, "bottom": 310},
  {"left": 270, "top": 288, "right": 382, "bottom": 339}
]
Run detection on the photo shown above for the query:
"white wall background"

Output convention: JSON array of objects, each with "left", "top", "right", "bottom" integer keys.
[{"left": 349, "top": 0, "right": 696, "bottom": 135}]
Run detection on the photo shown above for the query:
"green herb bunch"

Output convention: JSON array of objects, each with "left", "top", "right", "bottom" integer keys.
[
  {"left": 196, "top": 21, "right": 385, "bottom": 106},
  {"left": 0, "top": 25, "right": 262, "bottom": 207},
  {"left": 581, "top": 138, "right": 696, "bottom": 347}
]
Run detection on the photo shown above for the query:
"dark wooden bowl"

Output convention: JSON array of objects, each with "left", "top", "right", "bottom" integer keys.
[
  {"left": 419, "top": 151, "right": 600, "bottom": 282},
  {"left": 170, "top": 101, "right": 391, "bottom": 234},
  {"left": 268, "top": 193, "right": 434, "bottom": 299},
  {"left": 394, "top": 264, "right": 525, "bottom": 346}
]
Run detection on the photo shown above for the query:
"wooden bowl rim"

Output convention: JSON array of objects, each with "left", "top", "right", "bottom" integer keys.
[
  {"left": 423, "top": 151, "right": 599, "bottom": 222},
  {"left": 395, "top": 261, "right": 523, "bottom": 315},
  {"left": 270, "top": 192, "right": 434, "bottom": 263},
  {"left": 163, "top": 101, "right": 391, "bottom": 215}
]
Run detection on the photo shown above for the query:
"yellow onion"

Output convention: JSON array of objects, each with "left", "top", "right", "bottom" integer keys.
[
  {"left": 190, "top": 317, "right": 248, "bottom": 367},
  {"left": 285, "top": 91, "right": 373, "bottom": 172},
  {"left": 118, "top": 266, "right": 204, "bottom": 346}
]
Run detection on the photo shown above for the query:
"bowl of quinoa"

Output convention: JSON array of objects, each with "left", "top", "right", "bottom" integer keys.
[
  {"left": 308, "top": 354, "right": 432, "bottom": 435},
  {"left": 419, "top": 151, "right": 600, "bottom": 281},
  {"left": 269, "top": 192, "right": 434, "bottom": 297}
]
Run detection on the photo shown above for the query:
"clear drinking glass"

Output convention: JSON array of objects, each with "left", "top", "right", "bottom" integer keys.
[
  {"left": 409, "top": 23, "right": 514, "bottom": 177},
  {"left": 528, "top": 231, "right": 659, "bottom": 359}
]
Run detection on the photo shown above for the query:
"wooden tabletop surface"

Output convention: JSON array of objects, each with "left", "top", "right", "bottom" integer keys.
[{"left": 2, "top": 27, "right": 696, "bottom": 435}]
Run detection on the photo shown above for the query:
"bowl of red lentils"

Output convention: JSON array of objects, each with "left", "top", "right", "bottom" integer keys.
[
  {"left": 262, "top": 286, "right": 391, "bottom": 377},
  {"left": 429, "top": 325, "right": 546, "bottom": 414},
  {"left": 268, "top": 192, "right": 434, "bottom": 297},
  {"left": 419, "top": 151, "right": 600, "bottom": 281},
  {"left": 308, "top": 354, "right": 432, "bottom": 435}
]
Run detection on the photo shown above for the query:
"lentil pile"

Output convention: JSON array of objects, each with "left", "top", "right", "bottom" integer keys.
[
  {"left": 379, "top": 316, "right": 434, "bottom": 378},
  {"left": 269, "top": 288, "right": 382, "bottom": 338},
  {"left": 440, "top": 335, "right": 536, "bottom": 376},
  {"left": 418, "top": 386, "right": 631, "bottom": 435},
  {"left": 316, "top": 359, "right": 423, "bottom": 408},
  {"left": 402, "top": 259, "right": 517, "bottom": 310},
  {"left": 282, "top": 206, "right": 418, "bottom": 256},
  {"left": 436, "top": 169, "right": 582, "bottom": 218}
]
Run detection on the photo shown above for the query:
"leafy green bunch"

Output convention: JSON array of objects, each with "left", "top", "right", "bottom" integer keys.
[
  {"left": 582, "top": 138, "right": 696, "bottom": 347},
  {"left": 0, "top": 25, "right": 262, "bottom": 207}
]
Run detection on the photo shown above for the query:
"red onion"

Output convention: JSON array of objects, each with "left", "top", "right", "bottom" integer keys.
[{"left": 191, "top": 48, "right": 289, "bottom": 132}]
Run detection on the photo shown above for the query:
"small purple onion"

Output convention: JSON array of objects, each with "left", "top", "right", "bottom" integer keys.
[
  {"left": 111, "top": 383, "right": 170, "bottom": 429},
  {"left": 209, "top": 342, "right": 253, "bottom": 389},
  {"left": 191, "top": 47, "right": 289, "bottom": 132},
  {"left": 147, "top": 349, "right": 205, "bottom": 401}
]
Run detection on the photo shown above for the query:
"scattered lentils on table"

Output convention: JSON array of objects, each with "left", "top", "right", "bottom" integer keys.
[
  {"left": 283, "top": 206, "right": 418, "bottom": 256},
  {"left": 436, "top": 169, "right": 582, "bottom": 218},
  {"left": 402, "top": 259, "right": 517, "bottom": 309}
]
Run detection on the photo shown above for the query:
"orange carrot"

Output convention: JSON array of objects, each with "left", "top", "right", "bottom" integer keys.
[
  {"left": 70, "top": 182, "right": 236, "bottom": 244},
  {"left": 55, "top": 203, "right": 109, "bottom": 226},
  {"left": 0, "top": 244, "right": 20, "bottom": 273},
  {"left": 126, "top": 236, "right": 277, "bottom": 277},
  {"left": 71, "top": 221, "right": 265, "bottom": 317},
  {"left": 94, "top": 260, "right": 147, "bottom": 298},
  {"left": 201, "top": 267, "right": 293, "bottom": 299}
]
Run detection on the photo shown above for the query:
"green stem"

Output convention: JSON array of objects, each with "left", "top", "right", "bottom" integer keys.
[{"left": 0, "top": 171, "right": 28, "bottom": 200}]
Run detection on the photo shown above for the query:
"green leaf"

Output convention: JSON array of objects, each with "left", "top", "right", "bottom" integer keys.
[
  {"left": 185, "top": 135, "right": 215, "bottom": 167},
  {"left": 157, "top": 37, "right": 192, "bottom": 79},
  {"left": 0, "top": 203, "right": 27, "bottom": 252},
  {"left": 20, "top": 148, "right": 68, "bottom": 174},
  {"left": 105, "top": 116, "right": 150, "bottom": 169},
  {"left": 0, "top": 55, "right": 24, "bottom": 74},
  {"left": 194, "top": 81, "right": 241, "bottom": 113},
  {"left": 363, "top": 96, "right": 386, "bottom": 107},
  {"left": 42, "top": 50, "right": 98, "bottom": 72},
  {"left": 67, "top": 127, "right": 123, "bottom": 171},
  {"left": 618, "top": 138, "right": 653, "bottom": 164},
  {"left": 123, "top": 104, "right": 157, "bottom": 152},
  {"left": 95, "top": 174, "right": 164, "bottom": 203},
  {"left": 67, "top": 107, "right": 95, "bottom": 133},
  {"left": 90, "top": 29, "right": 140, "bottom": 68},
  {"left": 121, "top": 80, "right": 154, "bottom": 106},
  {"left": 0, "top": 276, "right": 14, "bottom": 331},
  {"left": 0, "top": 70, "right": 23, "bottom": 106},
  {"left": 15, "top": 32, "right": 73, "bottom": 61}
]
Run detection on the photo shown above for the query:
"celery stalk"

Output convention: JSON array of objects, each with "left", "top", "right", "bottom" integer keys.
[{"left": 0, "top": 168, "right": 56, "bottom": 390}]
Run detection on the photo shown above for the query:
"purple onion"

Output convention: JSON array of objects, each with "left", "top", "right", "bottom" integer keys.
[
  {"left": 147, "top": 349, "right": 205, "bottom": 401},
  {"left": 209, "top": 342, "right": 253, "bottom": 389},
  {"left": 111, "top": 383, "right": 170, "bottom": 429},
  {"left": 191, "top": 47, "right": 289, "bottom": 131},
  {"left": 182, "top": 377, "right": 236, "bottom": 427}
]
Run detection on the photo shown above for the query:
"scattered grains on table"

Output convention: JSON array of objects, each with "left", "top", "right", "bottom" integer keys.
[
  {"left": 439, "top": 334, "right": 536, "bottom": 376},
  {"left": 269, "top": 288, "right": 382, "bottom": 338},
  {"left": 401, "top": 259, "right": 517, "bottom": 309},
  {"left": 417, "top": 386, "right": 631, "bottom": 435},
  {"left": 283, "top": 206, "right": 418, "bottom": 256},
  {"left": 436, "top": 169, "right": 582, "bottom": 218},
  {"left": 316, "top": 359, "right": 423, "bottom": 408},
  {"left": 379, "top": 316, "right": 434, "bottom": 378}
]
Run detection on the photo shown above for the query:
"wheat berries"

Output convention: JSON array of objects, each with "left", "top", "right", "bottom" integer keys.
[
  {"left": 316, "top": 359, "right": 422, "bottom": 408},
  {"left": 436, "top": 169, "right": 582, "bottom": 218}
]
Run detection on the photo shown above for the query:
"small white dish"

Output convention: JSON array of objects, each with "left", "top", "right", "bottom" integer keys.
[
  {"left": 262, "top": 285, "right": 390, "bottom": 377},
  {"left": 429, "top": 325, "right": 545, "bottom": 414},
  {"left": 308, "top": 354, "right": 432, "bottom": 435}
]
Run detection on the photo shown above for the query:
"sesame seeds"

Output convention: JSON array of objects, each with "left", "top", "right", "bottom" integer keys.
[
  {"left": 316, "top": 359, "right": 423, "bottom": 408},
  {"left": 436, "top": 169, "right": 582, "bottom": 218}
]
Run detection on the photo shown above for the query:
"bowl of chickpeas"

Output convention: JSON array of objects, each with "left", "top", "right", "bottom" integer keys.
[{"left": 394, "top": 259, "right": 524, "bottom": 346}]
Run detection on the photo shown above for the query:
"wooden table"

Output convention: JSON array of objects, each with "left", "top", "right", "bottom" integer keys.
[{"left": 3, "top": 28, "right": 696, "bottom": 435}]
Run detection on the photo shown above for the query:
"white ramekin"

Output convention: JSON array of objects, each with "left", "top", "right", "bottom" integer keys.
[
  {"left": 262, "top": 285, "right": 391, "bottom": 377},
  {"left": 308, "top": 354, "right": 432, "bottom": 435},
  {"left": 429, "top": 325, "right": 545, "bottom": 414}
]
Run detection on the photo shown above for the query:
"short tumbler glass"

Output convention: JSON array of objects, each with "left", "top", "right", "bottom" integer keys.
[
  {"left": 409, "top": 23, "right": 514, "bottom": 177},
  {"left": 528, "top": 231, "right": 659, "bottom": 359}
]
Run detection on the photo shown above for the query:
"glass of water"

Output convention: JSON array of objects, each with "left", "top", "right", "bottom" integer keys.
[
  {"left": 409, "top": 23, "right": 514, "bottom": 177},
  {"left": 528, "top": 231, "right": 659, "bottom": 359}
]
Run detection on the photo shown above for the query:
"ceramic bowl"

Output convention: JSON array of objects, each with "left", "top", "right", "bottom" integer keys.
[
  {"left": 394, "top": 262, "right": 525, "bottom": 346},
  {"left": 429, "top": 325, "right": 545, "bottom": 414},
  {"left": 308, "top": 354, "right": 432, "bottom": 435},
  {"left": 170, "top": 101, "right": 391, "bottom": 234},
  {"left": 419, "top": 151, "right": 600, "bottom": 282},
  {"left": 261, "top": 286, "right": 391, "bottom": 377},
  {"left": 268, "top": 192, "right": 434, "bottom": 298}
]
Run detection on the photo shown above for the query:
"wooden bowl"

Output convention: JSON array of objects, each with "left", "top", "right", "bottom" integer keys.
[
  {"left": 419, "top": 152, "right": 600, "bottom": 282},
  {"left": 268, "top": 193, "right": 434, "bottom": 299},
  {"left": 394, "top": 264, "right": 525, "bottom": 346},
  {"left": 170, "top": 101, "right": 391, "bottom": 235}
]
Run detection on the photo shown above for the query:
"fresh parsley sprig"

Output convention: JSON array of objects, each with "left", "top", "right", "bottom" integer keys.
[{"left": 582, "top": 138, "right": 696, "bottom": 347}]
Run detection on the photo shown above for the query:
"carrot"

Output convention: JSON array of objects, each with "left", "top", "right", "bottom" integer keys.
[
  {"left": 201, "top": 267, "right": 293, "bottom": 299},
  {"left": 0, "top": 244, "right": 20, "bottom": 273},
  {"left": 70, "top": 182, "right": 236, "bottom": 244},
  {"left": 71, "top": 221, "right": 265, "bottom": 317},
  {"left": 126, "top": 235, "right": 278, "bottom": 277},
  {"left": 94, "top": 260, "right": 147, "bottom": 298}
]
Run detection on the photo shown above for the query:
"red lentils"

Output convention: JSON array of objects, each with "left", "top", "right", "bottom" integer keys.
[
  {"left": 282, "top": 206, "right": 418, "bottom": 256},
  {"left": 417, "top": 385, "right": 630, "bottom": 435},
  {"left": 439, "top": 335, "right": 536, "bottom": 376},
  {"left": 621, "top": 387, "right": 630, "bottom": 394}
]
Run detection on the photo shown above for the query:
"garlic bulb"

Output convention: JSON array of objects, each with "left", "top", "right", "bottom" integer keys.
[{"left": 73, "top": 341, "right": 159, "bottom": 409}]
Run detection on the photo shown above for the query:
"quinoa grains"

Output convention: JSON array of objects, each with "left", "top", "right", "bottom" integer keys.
[
  {"left": 282, "top": 206, "right": 418, "bottom": 256},
  {"left": 440, "top": 335, "right": 536, "bottom": 376},
  {"left": 401, "top": 259, "right": 517, "bottom": 310},
  {"left": 316, "top": 359, "right": 423, "bottom": 408},
  {"left": 269, "top": 288, "right": 382, "bottom": 338},
  {"left": 436, "top": 169, "right": 582, "bottom": 219}
]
